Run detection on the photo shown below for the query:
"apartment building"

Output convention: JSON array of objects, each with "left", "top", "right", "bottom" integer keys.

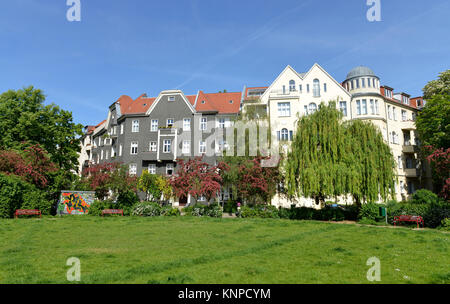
[
  {"left": 87, "top": 89, "right": 241, "bottom": 205},
  {"left": 241, "top": 64, "right": 431, "bottom": 206}
]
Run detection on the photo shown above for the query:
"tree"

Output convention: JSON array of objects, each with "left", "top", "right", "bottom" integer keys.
[
  {"left": 236, "top": 157, "right": 280, "bottom": 205},
  {"left": 82, "top": 162, "right": 137, "bottom": 201},
  {"left": 0, "top": 143, "right": 57, "bottom": 188},
  {"left": 284, "top": 102, "right": 395, "bottom": 206},
  {"left": 424, "top": 146, "right": 450, "bottom": 200},
  {"left": 138, "top": 171, "right": 172, "bottom": 201},
  {"left": 170, "top": 157, "right": 228, "bottom": 202},
  {"left": 0, "top": 86, "right": 83, "bottom": 172},
  {"left": 422, "top": 69, "right": 450, "bottom": 100},
  {"left": 416, "top": 94, "right": 450, "bottom": 150}
]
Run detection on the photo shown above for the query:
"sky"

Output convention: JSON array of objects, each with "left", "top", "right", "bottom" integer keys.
[{"left": 0, "top": 0, "right": 449, "bottom": 127}]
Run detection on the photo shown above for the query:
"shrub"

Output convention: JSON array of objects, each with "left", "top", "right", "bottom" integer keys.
[
  {"left": 161, "top": 205, "right": 181, "bottom": 216},
  {"left": 132, "top": 202, "right": 162, "bottom": 217},
  {"left": 237, "top": 204, "right": 279, "bottom": 219},
  {"left": 358, "top": 202, "right": 385, "bottom": 222},
  {"left": 0, "top": 173, "right": 52, "bottom": 218},
  {"left": 185, "top": 204, "right": 223, "bottom": 218},
  {"left": 88, "top": 200, "right": 115, "bottom": 216},
  {"left": 410, "top": 189, "right": 439, "bottom": 205},
  {"left": 440, "top": 218, "right": 450, "bottom": 231},
  {"left": 223, "top": 200, "right": 237, "bottom": 214},
  {"left": 387, "top": 200, "right": 450, "bottom": 228}
]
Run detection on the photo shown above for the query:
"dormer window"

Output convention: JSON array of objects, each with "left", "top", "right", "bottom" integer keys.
[
  {"left": 229, "top": 100, "right": 233, "bottom": 104},
  {"left": 201, "top": 100, "right": 206, "bottom": 104},
  {"left": 289, "top": 80, "right": 296, "bottom": 92},
  {"left": 168, "top": 96, "right": 175, "bottom": 102}
]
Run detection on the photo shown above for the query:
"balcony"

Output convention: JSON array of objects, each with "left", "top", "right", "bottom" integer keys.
[
  {"left": 402, "top": 144, "right": 419, "bottom": 154},
  {"left": 401, "top": 120, "right": 415, "bottom": 131},
  {"left": 269, "top": 89, "right": 299, "bottom": 98},
  {"left": 404, "top": 168, "right": 420, "bottom": 178}
]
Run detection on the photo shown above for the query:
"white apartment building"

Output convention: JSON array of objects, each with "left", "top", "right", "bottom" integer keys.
[{"left": 242, "top": 63, "right": 432, "bottom": 207}]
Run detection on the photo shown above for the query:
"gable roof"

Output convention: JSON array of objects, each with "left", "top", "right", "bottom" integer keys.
[{"left": 194, "top": 91, "right": 241, "bottom": 114}]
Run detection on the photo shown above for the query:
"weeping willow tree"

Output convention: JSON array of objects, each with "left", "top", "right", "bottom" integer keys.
[{"left": 284, "top": 102, "right": 396, "bottom": 206}]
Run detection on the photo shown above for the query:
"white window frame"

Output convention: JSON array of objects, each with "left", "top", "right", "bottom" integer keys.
[
  {"left": 167, "top": 118, "right": 174, "bottom": 128},
  {"left": 129, "top": 163, "right": 137, "bottom": 175},
  {"left": 200, "top": 117, "right": 207, "bottom": 131},
  {"left": 277, "top": 102, "right": 291, "bottom": 117},
  {"left": 199, "top": 141, "right": 206, "bottom": 154},
  {"left": 183, "top": 118, "right": 191, "bottom": 131},
  {"left": 182, "top": 140, "right": 191, "bottom": 154},
  {"left": 148, "top": 164, "right": 156, "bottom": 175},
  {"left": 132, "top": 120, "right": 139, "bottom": 133},
  {"left": 149, "top": 141, "right": 157, "bottom": 152},
  {"left": 130, "top": 141, "right": 138, "bottom": 155},
  {"left": 163, "top": 139, "right": 171, "bottom": 153},
  {"left": 151, "top": 119, "right": 158, "bottom": 132}
]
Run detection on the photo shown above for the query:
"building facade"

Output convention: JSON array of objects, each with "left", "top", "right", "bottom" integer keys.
[{"left": 80, "top": 63, "right": 431, "bottom": 207}]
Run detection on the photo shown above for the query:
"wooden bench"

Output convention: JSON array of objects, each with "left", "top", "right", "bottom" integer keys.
[
  {"left": 101, "top": 209, "right": 124, "bottom": 217},
  {"left": 393, "top": 215, "right": 424, "bottom": 228},
  {"left": 14, "top": 209, "right": 41, "bottom": 219}
]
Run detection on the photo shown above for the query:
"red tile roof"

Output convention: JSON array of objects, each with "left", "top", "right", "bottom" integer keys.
[{"left": 380, "top": 86, "right": 419, "bottom": 109}]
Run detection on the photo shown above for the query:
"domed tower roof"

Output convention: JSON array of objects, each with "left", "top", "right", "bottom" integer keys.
[{"left": 345, "top": 66, "right": 377, "bottom": 81}]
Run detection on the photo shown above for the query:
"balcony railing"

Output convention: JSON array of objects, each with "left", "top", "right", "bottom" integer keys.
[
  {"left": 402, "top": 145, "right": 419, "bottom": 154},
  {"left": 404, "top": 168, "right": 420, "bottom": 178}
]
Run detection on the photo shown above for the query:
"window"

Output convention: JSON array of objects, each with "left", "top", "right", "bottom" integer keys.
[
  {"left": 151, "top": 119, "right": 158, "bottom": 131},
  {"left": 375, "top": 100, "right": 379, "bottom": 115},
  {"left": 324, "top": 83, "right": 327, "bottom": 93},
  {"left": 308, "top": 103, "right": 317, "bottom": 114},
  {"left": 289, "top": 80, "right": 296, "bottom": 92},
  {"left": 163, "top": 139, "right": 171, "bottom": 153},
  {"left": 299, "top": 84, "right": 302, "bottom": 93},
  {"left": 101, "top": 150, "right": 104, "bottom": 160},
  {"left": 166, "top": 118, "right": 174, "bottom": 128},
  {"left": 398, "top": 156, "right": 403, "bottom": 169},
  {"left": 148, "top": 164, "right": 156, "bottom": 175},
  {"left": 351, "top": 80, "right": 354, "bottom": 90},
  {"left": 339, "top": 101, "right": 347, "bottom": 116},
  {"left": 198, "top": 195, "right": 206, "bottom": 202},
  {"left": 373, "top": 78, "right": 376, "bottom": 88},
  {"left": 304, "top": 105, "right": 308, "bottom": 115},
  {"left": 281, "top": 128, "right": 289, "bottom": 141},
  {"left": 132, "top": 120, "right": 139, "bottom": 133},
  {"left": 199, "top": 141, "right": 206, "bottom": 154},
  {"left": 130, "top": 142, "right": 138, "bottom": 155},
  {"left": 412, "top": 113, "right": 417, "bottom": 121},
  {"left": 356, "top": 78, "right": 360, "bottom": 88},
  {"left": 183, "top": 118, "right": 191, "bottom": 131},
  {"left": 362, "top": 99, "right": 367, "bottom": 114},
  {"left": 307, "top": 84, "right": 310, "bottom": 93},
  {"left": 406, "top": 157, "right": 414, "bottom": 169},
  {"left": 168, "top": 96, "right": 175, "bottom": 102},
  {"left": 119, "top": 144, "right": 123, "bottom": 156},
  {"left": 388, "top": 105, "right": 392, "bottom": 119},
  {"left": 362, "top": 78, "right": 366, "bottom": 88},
  {"left": 393, "top": 107, "right": 397, "bottom": 120},
  {"left": 129, "top": 164, "right": 137, "bottom": 175},
  {"left": 313, "top": 79, "right": 320, "bottom": 97},
  {"left": 407, "top": 181, "right": 415, "bottom": 194},
  {"left": 370, "top": 99, "right": 375, "bottom": 115},
  {"left": 282, "top": 85, "right": 286, "bottom": 94},
  {"left": 367, "top": 78, "right": 371, "bottom": 88},
  {"left": 166, "top": 163, "right": 174, "bottom": 176},
  {"left": 200, "top": 117, "right": 207, "bottom": 131},
  {"left": 182, "top": 140, "right": 190, "bottom": 154},
  {"left": 218, "top": 118, "right": 226, "bottom": 129},
  {"left": 149, "top": 141, "right": 157, "bottom": 152},
  {"left": 120, "top": 124, "right": 124, "bottom": 134},
  {"left": 106, "top": 150, "right": 109, "bottom": 159},
  {"left": 356, "top": 100, "right": 361, "bottom": 115},
  {"left": 402, "top": 110, "right": 407, "bottom": 121},
  {"left": 277, "top": 102, "right": 291, "bottom": 117}
]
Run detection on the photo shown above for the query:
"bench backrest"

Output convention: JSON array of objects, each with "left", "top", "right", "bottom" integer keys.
[
  {"left": 15, "top": 209, "right": 41, "bottom": 215},
  {"left": 396, "top": 215, "right": 422, "bottom": 221},
  {"left": 102, "top": 209, "right": 123, "bottom": 214}
]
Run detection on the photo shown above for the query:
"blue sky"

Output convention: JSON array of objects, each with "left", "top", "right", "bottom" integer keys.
[{"left": 0, "top": 0, "right": 449, "bottom": 126}]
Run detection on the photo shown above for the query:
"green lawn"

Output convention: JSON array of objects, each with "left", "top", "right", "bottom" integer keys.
[{"left": 0, "top": 216, "right": 448, "bottom": 284}]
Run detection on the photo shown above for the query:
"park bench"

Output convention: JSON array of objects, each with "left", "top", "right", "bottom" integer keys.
[
  {"left": 393, "top": 215, "right": 424, "bottom": 228},
  {"left": 101, "top": 209, "right": 124, "bottom": 217},
  {"left": 14, "top": 209, "right": 41, "bottom": 219}
]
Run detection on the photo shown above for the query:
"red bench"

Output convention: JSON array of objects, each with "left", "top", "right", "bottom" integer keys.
[
  {"left": 14, "top": 209, "right": 41, "bottom": 219},
  {"left": 393, "top": 215, "right": 424, "bottom": 228},
  {"left": 101, "top": 209, "right": 124, "bottom": 217}
]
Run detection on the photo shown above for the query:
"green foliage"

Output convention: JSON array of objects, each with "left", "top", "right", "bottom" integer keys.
[
  {"left": 440, "top": 218, "right": 450, "bottom": 231},
  {"left": 237, "top": 205, "right": 280, "bottom": 219},
  {"left": 0, "top": 173, "right": 52, "bottom": 218},
  {"left": 184, "top": 204, "right": 223, "bottom": 218},
  {"left": 138, "top": 171, "right": 162, "bottom": 201},
  {"left": 410, "top": 189, "right": 440, "bottom": 205},
  {"left": 0, "top": 86, "right": 83, "bottom": 172},
  {"left": 131, "top": 202, "right": 180, "bottom": 217},
  {"left": 415, "top": 94, "right": 450, "bottom": 149},
  {"left": 278, "top": 205, "right": 357, "bottom": 221},
  {"left": 386, "top": 200, "right": 450, "bottom": 228},
  {"left": 422, "top": 69, "right": 450, "bottom": 100},
  {"left": 358, "top": 202, "right": 385, "bottom": 221},
  {"left": 284, "top": 102, "right": 395, "bottom": 205},
  {"left": 88, "top": 200, "right": 115, "bottom": 216},
  {"left": 223, "top": 200, "right": 237, "bottom": 214}
]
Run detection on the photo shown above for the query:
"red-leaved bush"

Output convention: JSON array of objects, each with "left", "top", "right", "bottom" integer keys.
[{"left": 424, "top": 146, "right": 450, "bottom": 200}]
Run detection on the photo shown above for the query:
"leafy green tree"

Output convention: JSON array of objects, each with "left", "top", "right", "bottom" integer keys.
[
  {"left": 0, "top": 86, "right": 83, "bottom": 172},
  {"left": 416, "top": 94, "right": 450, "bottom": 150},
  {"left": 284, "top": 102, "right": 395, "bottom": 206},
  {"left": 138, "top": 170, "right": 163, "bottom": 201},
  {"left": 422, "top": 69, "right": 450, "bottom": 100}
]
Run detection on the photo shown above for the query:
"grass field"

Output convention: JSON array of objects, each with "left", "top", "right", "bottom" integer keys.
[{"left": 0, "top": 216, "right": 448, "bottom": 284}]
